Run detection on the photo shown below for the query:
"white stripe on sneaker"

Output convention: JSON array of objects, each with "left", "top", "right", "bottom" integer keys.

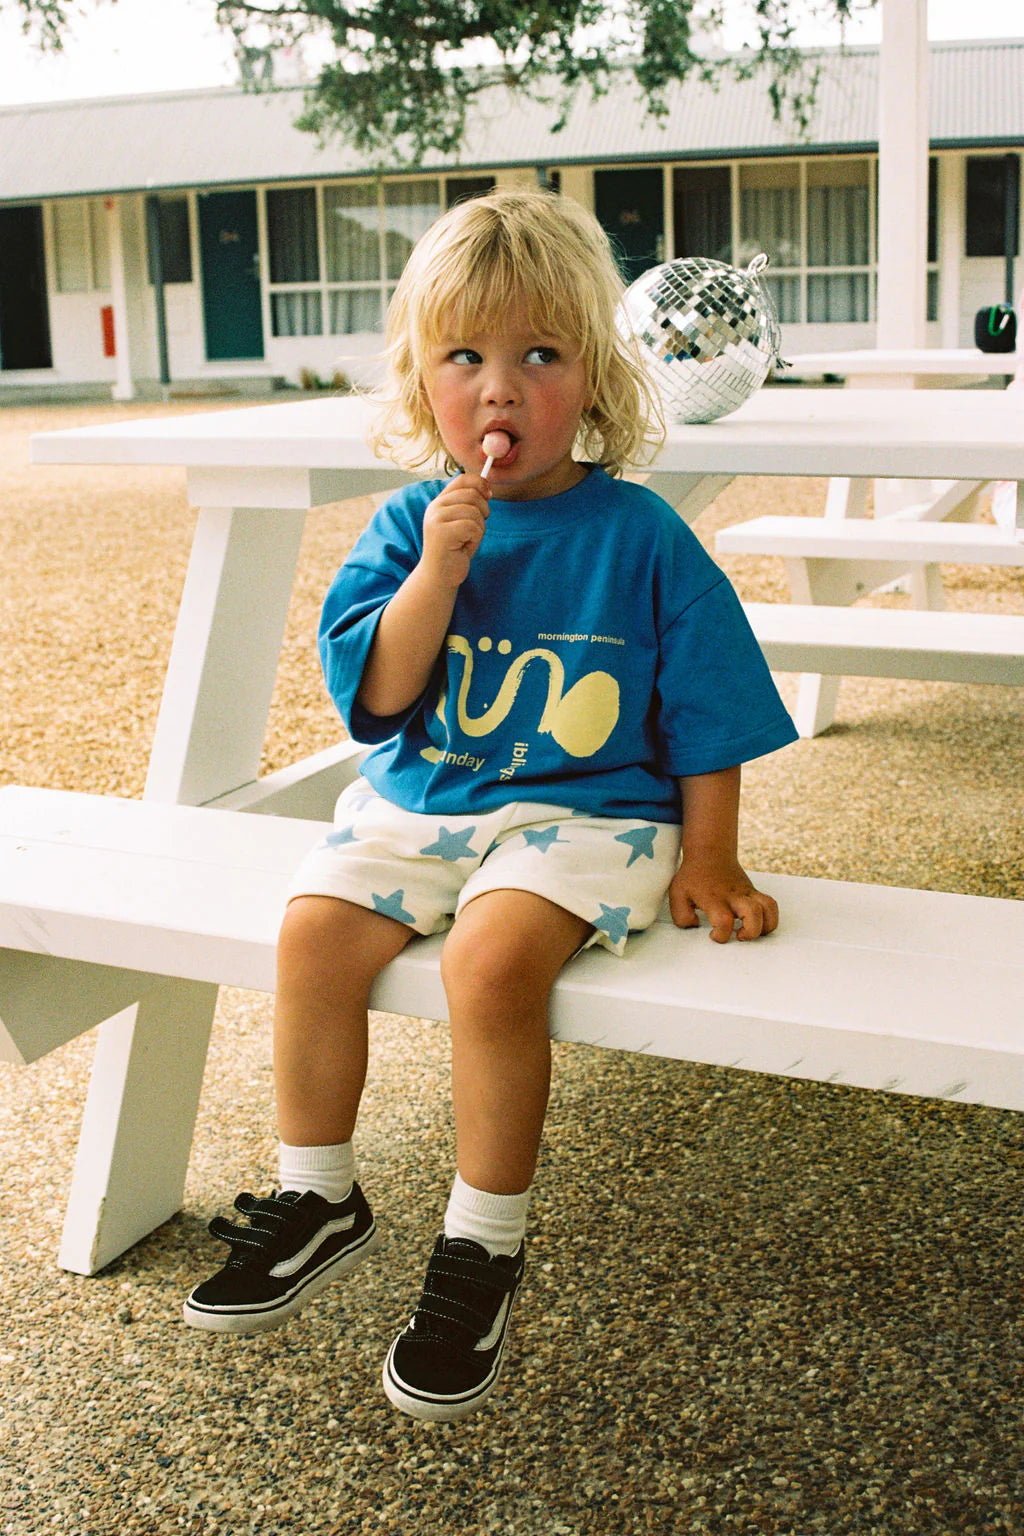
[{"left": 269, "top": 1215, "right": 357, "bottom": 1277}]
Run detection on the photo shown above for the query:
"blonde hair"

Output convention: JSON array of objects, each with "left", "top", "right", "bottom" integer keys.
[{"left": 369, "top": 187, "right": 664, "bottom": 477}]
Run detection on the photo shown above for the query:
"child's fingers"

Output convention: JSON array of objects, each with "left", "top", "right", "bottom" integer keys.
[
  {"left": 733, "top": 892, "right": 779, "bottom": 941},
  {"left": 668, "top": 888, "right": 700, "bottom": 930}
]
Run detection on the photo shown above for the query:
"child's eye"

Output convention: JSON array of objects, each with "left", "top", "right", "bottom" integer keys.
[
  {"left": 524, "top": 346, "right": 558, "bottom": 364},
  {"left": 449, "top": 348, "right": 482, "bottom": 365}
]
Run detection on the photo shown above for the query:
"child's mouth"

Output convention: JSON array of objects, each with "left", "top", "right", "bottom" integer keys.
[{"left": 481, "top": 429, "right": 519, "bottom": 469}]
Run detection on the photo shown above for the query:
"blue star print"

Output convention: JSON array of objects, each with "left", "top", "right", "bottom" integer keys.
[
  {"left": 615, "top": 826, "right": 657, "bottom": 868},
  {"left": 419, "top": 826, "right": 478, "bottom": 861},
  {"left": 594, "top": 904, "right": 631, "bottom": 946},
  {"left": 325, "top": 826, "right": 358, "bottom": 848},
  {"left": 372, "top": 890, "right": 417, "bottom": 924},
  {"left": 521, "top": 827, "right": 566, "bottom": 853}
]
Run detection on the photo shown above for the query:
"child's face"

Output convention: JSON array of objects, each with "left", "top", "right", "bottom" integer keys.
[{"left": 422, "top": 305, "right": 589, "bottom": 501}]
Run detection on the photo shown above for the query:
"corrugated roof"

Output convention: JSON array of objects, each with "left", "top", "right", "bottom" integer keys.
[{"left": 1, "top": 37, "right": 1022, "bottom": 204}]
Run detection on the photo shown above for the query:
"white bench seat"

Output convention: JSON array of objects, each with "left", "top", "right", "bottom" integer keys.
[
  {"left": 717, "top": 515, "right": 1024, "bottom": 566},
  {"left": 3, "top": 786, "right": 1024, "bottom": 1273},
  {"left": 743, "top": 602, "right": 1024, "bottom": 685}
]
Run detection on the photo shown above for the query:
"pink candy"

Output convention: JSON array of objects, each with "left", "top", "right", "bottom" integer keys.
[
  {"left": 481, "top": 430, "right": 512, "bottom": 461},
  {"left": 480, "top": 430, "right": 513, "bottom": 477}
]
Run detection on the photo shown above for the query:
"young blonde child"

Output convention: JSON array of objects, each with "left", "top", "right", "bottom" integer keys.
[{"left": 184, "top": 189, "right": 797, "bottom": 1421}]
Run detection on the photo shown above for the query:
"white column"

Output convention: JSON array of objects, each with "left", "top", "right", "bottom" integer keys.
[
  {"left": 104, "top": 195, "right": 135, "bottom": 401},
  {"left": 876, "top": 0, "right": 929, "bottom": 347}
]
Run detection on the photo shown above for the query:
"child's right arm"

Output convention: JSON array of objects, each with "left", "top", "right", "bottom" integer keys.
[{"left": 356, "top": 473, "right": 490, "bottom": 718}]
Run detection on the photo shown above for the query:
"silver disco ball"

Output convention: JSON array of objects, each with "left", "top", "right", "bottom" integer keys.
[{"left": 619, "top": 254, "right": 785, "bottom": 424}]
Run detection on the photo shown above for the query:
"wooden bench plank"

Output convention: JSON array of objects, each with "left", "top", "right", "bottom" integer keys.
[
  {"left": 3, "top": 787, "right": 1024, "bottom": 1109},
  {"left": 743, "top": 603, "right": 1024, "bottom": 685},
  {"left": 717, "top": 515, "right": 1024, "bottom": 565}
]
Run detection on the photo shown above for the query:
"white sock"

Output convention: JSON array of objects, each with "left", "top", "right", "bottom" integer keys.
[
  {"left": 444, "top": 1173, "right": 529, "bottom": 1257},
  {"left": 278, "top": 1140, "right": 355, "bottom": 1204}
]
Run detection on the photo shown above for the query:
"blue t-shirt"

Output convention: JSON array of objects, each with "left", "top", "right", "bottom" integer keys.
[{"left": 319, "top": 467, "right": 797, "bottom": 823}]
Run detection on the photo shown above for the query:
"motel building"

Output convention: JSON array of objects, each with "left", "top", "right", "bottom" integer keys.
[{"left": 0, "top": 36, "right": 1022, "bottom": 400}]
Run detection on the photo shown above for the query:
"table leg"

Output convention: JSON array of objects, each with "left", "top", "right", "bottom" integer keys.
[
  {"left": 58, "top": 976, "right": 218, "bottom": 1275},
  {"left": 793, "top": 477, "right": 872, "bottom": 734},
  {"left": 145, "top": 505, "right": 307, "bottom": 807},
  {"left": 641, "top": 471, "right": 734, "bottom": 525}
]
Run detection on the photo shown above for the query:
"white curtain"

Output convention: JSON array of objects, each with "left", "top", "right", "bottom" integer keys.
[
  {"left": 324, "top": 184, "right": 380, "bottom": 283},
  {"left": 271, "top": 291, "right": 323, "bottom": 337},
  {"left": 329, "top": 288, "right": 384, "bottom": 334},
  {"left": 383, "top": 181, "right": 441, "bottom": 280},
  {"left": 740, "top": 188, "right": 800, "bottom": 270},
  {"left": 806, "top": 183, "right": 871, "bottom": 322}
]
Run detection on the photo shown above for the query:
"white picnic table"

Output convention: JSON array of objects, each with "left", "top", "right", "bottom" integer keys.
[
  {"left": 11, "top": 383, "right": 1024, "bottom": 1275},
  {"left": 785, "top": 347, "right": 1022, "bottom": 389},
  {"left": 30, "top": 386, "right": 1024, "bottom": 808}
]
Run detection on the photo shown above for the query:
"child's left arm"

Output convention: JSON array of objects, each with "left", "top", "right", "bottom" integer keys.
[{"left": 669, "top": 765, "right": 779, "bottom": 944}]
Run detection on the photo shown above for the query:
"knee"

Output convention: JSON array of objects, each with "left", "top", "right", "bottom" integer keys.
[
  {"left": 441, "top": 927, "right": 549, "bottom": 1019},
  {"left": 277, "top": 896, "right": 362, "bottom": 991}
]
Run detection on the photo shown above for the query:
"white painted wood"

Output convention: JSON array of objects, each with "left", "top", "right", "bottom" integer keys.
[
  {"left": 787, "top": 350, "right": 1023, "bottom": 379},
  {"left": 640, "top": 471, "right": 734, "bottom": 524},
  {"left": 2, "top": 785, "right": 1023, "bottom": 1270},
  {"left": 2, "top": 787, "right": 1023, "bottom": 1102},
  {"left": 186, "top": 465, "right": 407, "bottom": 511},
  {"left": 876, "top": 0, "right": 929, "bottom": 351},
  {"left": 57, "top": 977, "right": 217, "bottom": 1276},
  {"left": 104, "top": 196, "right": 135, "bottom": 402},
  {"left": 144, "top": 506, "right": 307, "bottom": 807},
  {"left": 793, "top": 675, "right": 842, "bottom": 740},
  {"left": 823, "top": 476, "right": 871, "bottom": 520},
  {"left": 745, "top": 603, "right": 1024, "bottom": 686},
  {"left": 29, "top": 389, "right": 1024, "bottom": 486},
  {"left": 0, "top": 952, "right": 148, "bottom": 1065},
  {"left": 717, "top": 517, "right": 1024, "bottom": 565},
  {"left": 719, "top": 512, "right": 1013, "bottom": 730},
  {"left": 206, "top": 739, "right": 368, "bottom": 820}
]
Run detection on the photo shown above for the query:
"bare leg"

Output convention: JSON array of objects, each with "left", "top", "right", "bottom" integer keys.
[
  {"left": 440, "top": 890, "right": 592, "bottom": 1194},
  {"left": 274, "top": 895, "right": 414, "bottom": 1147}
]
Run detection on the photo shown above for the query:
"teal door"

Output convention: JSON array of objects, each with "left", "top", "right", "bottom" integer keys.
[
  {"left": 594, "top": 168, "right": 665, "bottom": 285},
  {"left": 198, "top": 190, "right": 264, "bottom": 360}
]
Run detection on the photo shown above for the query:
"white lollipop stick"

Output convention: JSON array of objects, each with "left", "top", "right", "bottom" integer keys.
[{"left": 480, "top": 430, "right": 512, "bottom": 480}]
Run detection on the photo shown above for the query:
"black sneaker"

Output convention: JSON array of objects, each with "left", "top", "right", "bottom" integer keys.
[
  {"left": 382, "top": 1236, "right": 525, "bottom": 1421},
  {"left": 183, "top": 1184, "right": 380, "bottom": 1334}
]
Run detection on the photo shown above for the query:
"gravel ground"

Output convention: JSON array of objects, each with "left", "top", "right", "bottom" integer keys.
[{"left": 2, "top": 400, "right": 1023, "bottom": 1536}]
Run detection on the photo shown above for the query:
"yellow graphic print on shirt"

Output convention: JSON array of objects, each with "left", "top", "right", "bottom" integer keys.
[{"left": 421, "top": 634, "right": 620, "bottom": 763}]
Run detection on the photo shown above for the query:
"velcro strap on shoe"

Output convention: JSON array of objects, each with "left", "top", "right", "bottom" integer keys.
[
  {"left": 428, "top": 1254, "right": 514, "bottom": 1293},
  {"left": 417, "top": 1295, "right": 493, "bottom": 1333}
]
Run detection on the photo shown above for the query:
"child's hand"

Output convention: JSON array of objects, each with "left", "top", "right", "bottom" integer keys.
[
  {"left": 421, "top": 474, "right": 490, "bottom": 590},
  {"left": 669, "top": 853, "right": 779, "bottom": 944}
]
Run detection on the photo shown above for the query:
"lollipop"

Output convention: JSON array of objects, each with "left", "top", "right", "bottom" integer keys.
[{"left": 480, "top": 430, "right": 512, "bottom": 479}]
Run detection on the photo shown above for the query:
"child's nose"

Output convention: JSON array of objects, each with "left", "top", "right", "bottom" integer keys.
[{"left": 481, "top": 363, "right": 521, "bottom": 405}]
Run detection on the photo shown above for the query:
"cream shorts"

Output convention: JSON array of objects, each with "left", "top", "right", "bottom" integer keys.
[{"left": 287, "top": 778, "right": 682, "bottom": 956}]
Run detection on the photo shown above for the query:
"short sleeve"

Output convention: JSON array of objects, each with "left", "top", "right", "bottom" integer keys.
[
  {"left": 317, "top": 485, "right": 437, "bottom": 744},
  {"left": 654, "top": 574, "right": 798, "bottom": 776}
]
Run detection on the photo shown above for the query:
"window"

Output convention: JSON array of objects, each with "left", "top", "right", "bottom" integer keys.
[
  {"left": 265, "top": 178, "right": 447, "bottom": 336},
  {"left": 383, "top": 180, "right": 441, "bottom": 282},
  {"left": 672, "top": 166, "right": 731, "bottom": 263},
  {"left": 147, "top": 198, "right": 193, "bottom": 285},
  {"left": 52, "top": 198, "right": 112, "bottom": 293},
  {"left": 267, "top": 186, "right": 322, "bottom": 336},
  {"left": 738, "top": 161, "right": 800, "bottom": 323},
  {"left": 445, "top": 177, "right": 495, "bottom": 210},
  {"left": 53, "top": 201, "right": 90, "bottom": 292},
  {"left": 324, "top": 181, "right": 383, "bottom": 333},
  {"left": 806, "top": 159, "right": 871, "bottom": 322},
  {"left": 965, "top": 155, "right": 1020, "bottom": 258}
]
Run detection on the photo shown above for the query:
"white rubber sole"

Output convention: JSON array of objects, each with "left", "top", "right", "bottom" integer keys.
[
  {"left": 183, "top": 1222, "right": 382, "bottom": 1335},
  {"left": 381, "top": 1290, "right": 518, "bottom": 1422}
]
